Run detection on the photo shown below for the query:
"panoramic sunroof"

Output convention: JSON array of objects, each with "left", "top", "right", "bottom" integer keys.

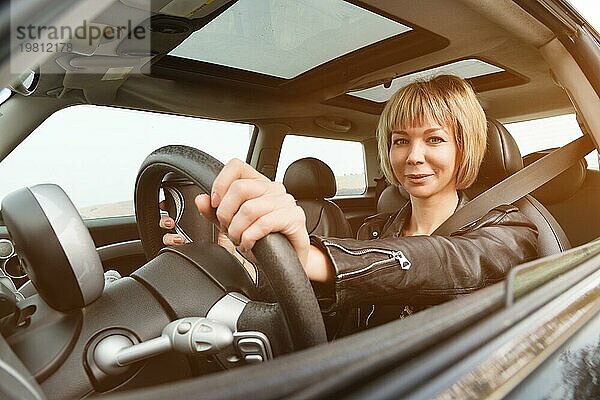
[
  {"left": 168, "top": 0, "right": 412, "bottom": 79},
  {"left": 348, "top": 59, "right": 505, "bottom": 102}
]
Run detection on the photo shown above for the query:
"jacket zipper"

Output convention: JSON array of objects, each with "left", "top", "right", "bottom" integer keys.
[{"left": 322, "top": 241, "right": 411, "bottom": 279}]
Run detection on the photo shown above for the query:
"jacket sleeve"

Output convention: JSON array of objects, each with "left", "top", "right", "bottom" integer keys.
[{"left": 310, "top": 205, "right": 538, "bottom": 311}]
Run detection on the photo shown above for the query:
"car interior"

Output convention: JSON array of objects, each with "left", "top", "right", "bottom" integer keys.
[{"left": 1, "top": 0, "right": 600, "bottom": 399}]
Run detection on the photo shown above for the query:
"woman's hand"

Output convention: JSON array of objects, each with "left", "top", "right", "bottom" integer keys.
[
  {"left": 160, "top": 204, "right": 259, "bottom": 282},
  {"left": 159, "top": 159, "right": 333, "bottom": 283},
  {"left": 159, "top": 211, "right": 184, "bottom": 245},
  {"left": 195, "top": 158, "right": 311, "bottom": 268}
]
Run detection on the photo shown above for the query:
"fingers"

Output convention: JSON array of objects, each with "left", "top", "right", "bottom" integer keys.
[
  {"left": 216, "top": 179, "right": 286, "bottom": 231},
  {"left": 160, "top": 215, "right": 185, "bottom": 245},
  {"left": 195, "top": 193, "right": 219, "bottom": 227},
  {"left": 211, "top": 159, "right": 269, "bottom": 208},
  {"left": 238, "top": 205, "right": 309, "bottom": 266},
  {"left": 163, "top": 233, "right": 185, "bottom": 246},
  {"left": 194, "top": 158, "right": 309, "bottom": 267},
  {"left": 159, "top": 215, "right": 175, "bottom": 229},
  {"left": 226, "top": 192, "right": 295, "bottom": 245}
]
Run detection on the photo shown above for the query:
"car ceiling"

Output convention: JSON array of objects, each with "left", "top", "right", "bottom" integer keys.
[{"left": 30, "top": 0, "right": 573, "bottom": 142}]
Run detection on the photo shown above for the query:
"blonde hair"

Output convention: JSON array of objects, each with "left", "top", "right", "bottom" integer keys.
[{"left": 377, "top": 74, "right": 487, "bottom": 190}]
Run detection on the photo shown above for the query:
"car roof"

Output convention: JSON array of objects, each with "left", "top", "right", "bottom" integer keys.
[{"left": 17, "top": 0, "right": 574, "bottom": 143}]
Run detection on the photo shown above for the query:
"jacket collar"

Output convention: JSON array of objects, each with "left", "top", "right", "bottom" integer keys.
[{"left": 382, "top": 191, "right": 469, "bottom": 238}]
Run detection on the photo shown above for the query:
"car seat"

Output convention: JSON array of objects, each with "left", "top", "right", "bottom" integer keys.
[
  {"left": 283, "top": 157, "right": 353, "bottom": 238},
  {"left": 523, "top": 148, "right": 598, "bottom": 247},
  {"left": 522, "top": 149, "right": 587, "bottom": 206}
]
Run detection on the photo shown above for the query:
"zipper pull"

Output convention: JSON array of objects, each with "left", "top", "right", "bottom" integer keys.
[{"left": 392, "top": 250, "right": 411, "bottom": 270}]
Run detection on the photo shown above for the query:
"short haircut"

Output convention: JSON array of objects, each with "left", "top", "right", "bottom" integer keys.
[{"left": 377, "top": 74, "right": 487, "bottom": 190}]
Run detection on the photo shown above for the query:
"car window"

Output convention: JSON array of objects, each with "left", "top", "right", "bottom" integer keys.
[
  {"left": 0, "top": 88, "right": 11, "bottom": 105},
  {"left": 505, "top": 113, "right": 599, "bottom": 170},
  {"left": 567, "top": 0, "right": 600, "bottom": 32},
  {"left": 275, "top": 134, "right": 366, "bottom": 196},
  {"left": 0, "top": 105, "right": 253, "bottom": 219}
]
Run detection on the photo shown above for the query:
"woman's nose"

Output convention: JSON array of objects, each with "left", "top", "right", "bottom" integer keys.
[{"left": 406, "top": 142, "right": 425, "bottom": 165}]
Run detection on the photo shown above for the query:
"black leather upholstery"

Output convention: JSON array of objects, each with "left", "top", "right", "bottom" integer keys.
[
  {"left": 284, "top": 158, "right": 352, "bottom": 238},
  {"left": 466, "top": 119, "right": 524, "bottom": 198},
  {"left": 513, "top": 196, "right": 570, "bottom": 256},
  {"left": 523, "top": 148, "right": 587, "bottom": 205},
  {"left": 376, "top": 118, "right": 570, "bottom": 256},
  {"left": 377, "top": 184, "right": 409, "bottom": 213}
]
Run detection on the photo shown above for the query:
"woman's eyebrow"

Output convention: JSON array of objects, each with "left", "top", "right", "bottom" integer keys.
[
  {"left": 424, "top": 127, "right": 446, "bottom": 134},
  {"left": 392, "top": 127, "right": 446, "bottom": 135}
]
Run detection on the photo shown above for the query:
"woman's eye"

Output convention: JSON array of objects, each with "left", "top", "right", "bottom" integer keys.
[
  {"left": 428, "top": 136, "right": 445, "bottom": 144},
  {"left": 392, "top": 138, "right": 409, "bottom": 145}
]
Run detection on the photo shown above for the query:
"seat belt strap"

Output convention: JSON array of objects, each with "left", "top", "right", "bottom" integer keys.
[{"left": 434, "top": 134, "right": 596, "bottom": 236}]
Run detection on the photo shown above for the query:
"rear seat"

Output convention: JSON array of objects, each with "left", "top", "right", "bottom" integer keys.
[
  {"left": 283, "top": 157, "right": 353, "bottom": 238},
  {"left": 523, "top": 149, "right": 600, "bottom": 247}
]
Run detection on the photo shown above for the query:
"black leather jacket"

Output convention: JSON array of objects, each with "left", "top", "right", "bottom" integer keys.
[{"left": 310, "top": 193, "right": 539, "bottom": 322}]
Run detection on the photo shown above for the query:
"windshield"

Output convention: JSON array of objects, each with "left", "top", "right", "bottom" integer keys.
[{"left": 0, "top": 105, "right": 253, "bottom": 219}]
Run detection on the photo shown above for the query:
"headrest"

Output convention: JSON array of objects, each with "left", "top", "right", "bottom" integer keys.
[
  {"left": 466, "top": 119, "right": 524, "bottom": 197},
  {"left": 523, "top": 149, "right": 587, "bottom": 204},
  {"left": 283, "top": 157, "right": 336, "bottom": 199}
]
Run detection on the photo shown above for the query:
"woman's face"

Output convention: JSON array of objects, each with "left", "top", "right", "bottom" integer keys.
[{"left": 389, "top": 118, "right": 459, "bottom": 200}]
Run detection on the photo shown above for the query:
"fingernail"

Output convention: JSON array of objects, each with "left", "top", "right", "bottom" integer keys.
[
  {"left": 165, "top": 220, "right": 174, "bottom": 228},
  {"left": 211, "top": 192, "right": 221, "bottom": 208},
  {"left": 173, "top": 236, "right": 185, "bottom": 245}
]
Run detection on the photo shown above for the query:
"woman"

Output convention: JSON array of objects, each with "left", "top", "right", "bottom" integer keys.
[{"left": 162, "top": 75, "right": 538, "bottom": 325}]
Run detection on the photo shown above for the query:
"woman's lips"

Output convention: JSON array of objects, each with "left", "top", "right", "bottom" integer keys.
[{"left": 405, "top": 173, "right": 433, "bottom": 183}]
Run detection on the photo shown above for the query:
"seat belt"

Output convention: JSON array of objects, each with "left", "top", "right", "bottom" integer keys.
[{"left": 434, "top": 134, "right": 596, "bottom": 236}]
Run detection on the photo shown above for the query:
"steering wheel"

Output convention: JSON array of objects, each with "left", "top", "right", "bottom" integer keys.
[
  {"left": 134, "top": 145, "right": 327, "bottom": 350},
  {"left": 0, "top": 145, "right": 326, "bottom": 399}
]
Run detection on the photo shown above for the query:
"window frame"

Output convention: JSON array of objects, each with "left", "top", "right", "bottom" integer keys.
[{"left": 275, "top": 133, "right": 368, "bottom": 198}]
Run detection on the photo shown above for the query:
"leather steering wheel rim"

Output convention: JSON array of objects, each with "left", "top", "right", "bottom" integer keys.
[{"left": 134, "top": 145, "right": 327, "bottom": 350}]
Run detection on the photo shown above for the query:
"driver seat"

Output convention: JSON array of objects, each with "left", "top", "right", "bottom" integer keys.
[
  {"left": 377, "top": 118, "right": 570, "bottom": 257},
  {"left": 283, "top": 157, "right": 353, "bottom": 238}
]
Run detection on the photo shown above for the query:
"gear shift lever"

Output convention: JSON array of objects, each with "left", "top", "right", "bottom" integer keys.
[{"left": 93, "top": 317, "right": 233, "bottom": 375}]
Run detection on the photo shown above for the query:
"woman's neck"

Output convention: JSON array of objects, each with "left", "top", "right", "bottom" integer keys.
[{"left": 404, "top": 190, "right": 459, "bottom": 236}]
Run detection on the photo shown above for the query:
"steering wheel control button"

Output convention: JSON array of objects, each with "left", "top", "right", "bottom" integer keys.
[
  {"left": 238, "top": 338, "right": 265, "bottom": 354},
  {"left": 3, "top": 255, "right": 27, "bottom": 279},
  {"left": 234, "top": 332, "right": 273, "bottom": 362},
  {"left": 177, "top": 321, "right": 192, "bottom": 334},
  {"left": 0, "top": 239, "right": 15, "bottom": 259},
  {"left": 244, "top": 354, "right": 263, "bottom": 364}
]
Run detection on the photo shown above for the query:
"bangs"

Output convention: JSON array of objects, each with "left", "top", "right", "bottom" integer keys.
[{"left": 384, "top": 82, "right": 454, "bottom": 135}]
